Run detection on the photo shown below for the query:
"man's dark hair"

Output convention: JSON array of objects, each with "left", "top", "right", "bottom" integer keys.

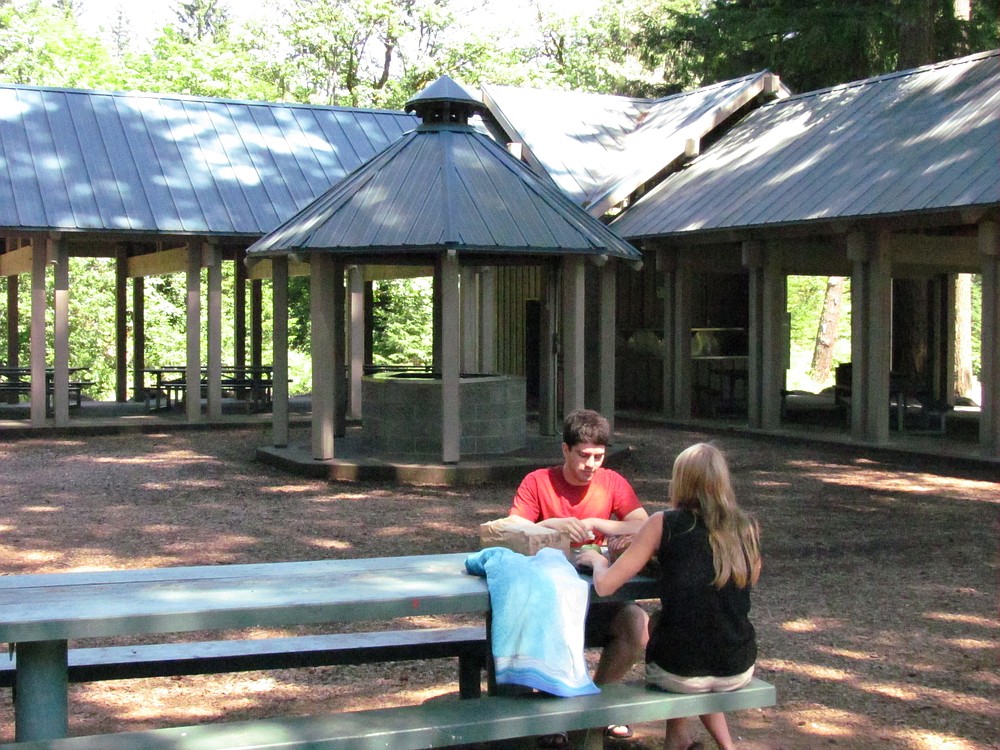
[{"left": 562, "top": 409, "right": 611, "bottom": 448}]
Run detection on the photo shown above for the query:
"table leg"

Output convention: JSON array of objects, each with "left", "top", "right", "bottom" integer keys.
[{"left": 14, "top": 639, "right": 69, "bottom": 741}]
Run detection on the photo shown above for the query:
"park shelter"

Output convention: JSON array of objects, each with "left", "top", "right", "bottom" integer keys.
[
  {"left": 0, "top": 84, "right": 416, "bottom": 426},
  {"left": 486, "top": 50, "right": 1000, "bottom": 459},
  {"left": 2, "top": 53, "right": 998, "bottom": 465},
  {"left": 245, "top": 76, "right": 642, "bottom": 463}
]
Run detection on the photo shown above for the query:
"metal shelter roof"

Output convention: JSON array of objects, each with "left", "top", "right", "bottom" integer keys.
[
  {"left": 612, "top": 50, "right": 1000, "bottom": 241},
  {"left": 0, "top": 85, "right": 417, "bottom": 236},
  {"left": 482, "top": 72, "right": 789, "bottom": 216},
  {"left": 246, "top": 77, "right": 642, "bottom": 263}
]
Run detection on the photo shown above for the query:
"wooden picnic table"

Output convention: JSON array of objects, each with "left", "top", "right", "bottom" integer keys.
[
  {"left": 0, "top": 367, "right": 91, "bottom": 413},
  {"left": 0, "top": 552, "right": 657, "bottom": 742},
  {"left": 141, "top": 365, "right": 273, "bottom": 411}
]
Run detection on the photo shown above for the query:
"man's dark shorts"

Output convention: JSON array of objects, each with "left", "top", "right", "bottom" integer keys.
[{"left": 584, "top": 600, "right": 629, "bottom": 648}]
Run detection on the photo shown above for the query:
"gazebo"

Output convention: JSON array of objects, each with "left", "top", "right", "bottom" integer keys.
[{"left": 246, "top": 76, "right": 642, "bottom": 464}]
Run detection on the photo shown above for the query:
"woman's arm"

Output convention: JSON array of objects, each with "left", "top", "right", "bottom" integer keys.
[{"left": 577, "top": 513, "right": 664, "bottom": 596}]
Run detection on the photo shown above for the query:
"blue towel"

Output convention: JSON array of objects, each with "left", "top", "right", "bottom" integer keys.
[{"left": 466, "top": 546, "right": 600, "bottom": 697}]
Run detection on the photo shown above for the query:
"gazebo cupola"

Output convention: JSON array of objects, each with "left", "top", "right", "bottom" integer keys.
[{"left": 404, "top": 75, "right": 484, "bottom": 125}]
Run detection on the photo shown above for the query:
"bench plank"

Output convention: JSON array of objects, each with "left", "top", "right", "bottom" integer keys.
[
  {"left": 0, "top": 680, "right": 776, "bottom": 750},
  {"left": 0, "top": 627, "right": 486, "bottom": 698}
]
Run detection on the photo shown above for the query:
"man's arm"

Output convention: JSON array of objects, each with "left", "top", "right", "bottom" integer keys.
[
  {"left": 585, "top": 507, "right": 649, "bottom": 539},
  {"left": 534, "top": 515, "right": 593, "bottom": 542}
]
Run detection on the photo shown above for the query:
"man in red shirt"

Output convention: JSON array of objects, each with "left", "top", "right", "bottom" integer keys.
[{"left": 509, "top": 409, "right": 649, "bottom": 723}]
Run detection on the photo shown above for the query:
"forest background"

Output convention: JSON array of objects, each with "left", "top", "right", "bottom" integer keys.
[{"left": 1, "top": 0, "right": 997, "bottom": 400}]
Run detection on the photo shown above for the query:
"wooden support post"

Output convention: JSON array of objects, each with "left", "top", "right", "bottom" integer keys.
[
  {"left": 979, "top": 221, "right": 1000, "bottom": 458},
  {"left": 672, "top": 258, "right": 693, "bottom": 419},
  {"left": 431, "top": 265, "right": 442, "bottom": 372},
  {"left": 460, "top": 267, "right": 478, "bottom": 373},
  {"left": 132, "top": 276, "right": 145, "bottom": 402},
  {"left": 598, "top": 261, "right": 616, "bottom": 429},
  {"left": 206, "top": 243, "right": 223, "bottom": 420},
  {"left": 333, "top": 261, "right": 346, "bottom": 438},
  {"left": 479, "top": 268, "right": 497, "bottom": 373},
  {"left": 348, "top": 266, "right": 364, "bottom": 420},
  {"left": 271, "top": 257, "right": 290, "bottom": 448},
  {"left": 658, "top": 250, "right": 677, "bottom": 417},
  {"left": 52, "top": 238, "right": 70, "bottom": 427},
  {"left": 311, "top": 254, "right": 336, "bottom": 460},
  {"left": 115, "top": 244, "right": 128, "bottom": 402},
  {"left": 4, "top": 239, "right": 18, "bottom": 379},
  {"left": 761, "top": 251, "right": 786, "bottom": 430},
  {"left": 538, "top": 262, "right": 558, "bottom": 436},
  {"left": 185, "top": 241, "right": 202, "bottom": 423},
  {"left": 30, "top": 240, "right": 47, "bottom": 427},
  {"left": 235, "top": 250, "right": 247, "bottom": 371},
  {"left": 848, "top": 232, "right": 892, "bottom": 443},
  {"left": 743, "top": 241, "right": 765, "bottom": 428},
  {"left": 251, "top": 279, "right": 263, "bottom": 371},
  {"left": 441, "top": 251, "right": 461, "bottom": 463},
  {"left": 562, "top": 255, "right": 585, "bottom": 414}
]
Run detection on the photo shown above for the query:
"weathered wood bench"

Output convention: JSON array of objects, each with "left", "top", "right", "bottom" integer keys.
[
  {"left": 0, "top": 678, "right": 776, "bottom": 750},
  {"left": 0, "top": 380, "right": 93, "bottom": 412},
  {"left": 221, "top": 377, "right": 274, "bottom": 411},
  {"left": 146, "top": 378, "right": 274, "bottom": 411},
  {"left": 0, "top": 626, "right": 486, "bottom": 699}
]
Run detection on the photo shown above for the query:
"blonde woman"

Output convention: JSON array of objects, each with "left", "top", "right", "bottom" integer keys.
[{"left": 576, "top": 443, "right": 762, "bottom": 750}]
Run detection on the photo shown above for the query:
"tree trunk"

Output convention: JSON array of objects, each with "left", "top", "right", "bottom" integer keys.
[
  {"left": 898, "top": 0, "right": 936, "bottom": 68},
  {"left": 809, "top": 277, "right": 844, "bottom": 385},
  {"left": 954, "top": 273, "right": 973, "bottom": 397},
  {"left": 892, "top": 278, "right": 930, "bottom": 384}
]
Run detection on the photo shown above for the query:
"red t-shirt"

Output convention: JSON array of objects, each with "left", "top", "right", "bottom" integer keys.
[{"left": 509, "top": 466, "right": 642, "bottom": 545}]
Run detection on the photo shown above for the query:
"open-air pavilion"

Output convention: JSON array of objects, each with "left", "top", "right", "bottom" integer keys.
[
  {"left": 1, "top": 51, "right": 998, "bottom": 470},
  {"left": 245, "top": 76, "right": 642, "bottom": 466},
  {"left": 0, "top": 82, "right": 415, "bottom": 428},
  {"left": 484, "top": 49, "right": 1000, "bottom": 460}
]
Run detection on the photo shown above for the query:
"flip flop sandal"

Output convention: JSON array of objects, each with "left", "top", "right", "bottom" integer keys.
[
  {"left": 605, "top": 725, "right": 634, "bottom": 739},
  {"left": 537, "top": 732, "right": 569, "bottom": 749}
]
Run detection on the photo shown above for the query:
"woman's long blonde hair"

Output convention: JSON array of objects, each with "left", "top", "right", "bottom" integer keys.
[{"left": 669, "top": 443, "right": 761, "bottom": 589}]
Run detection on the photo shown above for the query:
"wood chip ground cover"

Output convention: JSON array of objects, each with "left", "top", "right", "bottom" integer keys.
[{"left": 0, "top": 422, "right": 996, "bottom": 749}]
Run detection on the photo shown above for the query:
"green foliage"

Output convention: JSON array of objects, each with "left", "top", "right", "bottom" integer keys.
[
  {"left": 370, "top": 278, "right": 433, "bottom": 365},
  {"left": 785, "top": 275, "right": 852, "bottom": 391},
  {"left": 638, "top": 0, "right": 1000, "bottom": 92},
  {"left": 174, "top": 0, "right": 230, "bottom": 44},
  {"left": 0, "top": 0, "right": 122, "bottom": 87},
  {"left": 125, "top": 27, "right": 281, "bottom": 100},
  {"left": 257, "top": 0, "right": 460, "bottom": 108}
]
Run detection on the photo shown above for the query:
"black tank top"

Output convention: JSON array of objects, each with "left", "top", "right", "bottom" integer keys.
[{"left": 646, "top": 509, "right": 757, "bottom": 677}]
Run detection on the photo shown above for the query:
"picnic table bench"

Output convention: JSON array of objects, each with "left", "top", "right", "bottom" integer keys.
[
  {"left": 0, "top": 626, "right": 486, "bottom": 698},
  {"left": 0, "top": 553, "right": 775, "bottom": 748},
  {"left": 0, "top": 368, "right": 93, "bottom": 414},
  {"left": 0, "top": 679, "right": 776, "bottom": 749},
  {"left": 142, "top": 366, "right": 274, "bottom": 412}
]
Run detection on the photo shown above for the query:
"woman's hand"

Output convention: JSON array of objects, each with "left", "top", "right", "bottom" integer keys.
[
  {"left": 575, "top": 549, "right": 608, "bottom": 571},
  {"left": 606, "top": 535, "right": 632, "bottom": 562}
]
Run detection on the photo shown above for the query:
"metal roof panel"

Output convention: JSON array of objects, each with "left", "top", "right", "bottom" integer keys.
[
  {"left": 613, "top": 50, "right": 1000, "bottom": 239},
  {"left": 484, "top": 72, "right": 790, "bottom": 216},
  {"left": 247, "top": 121, "right": 641, "bottom": 261},
  {"left": 0, "top": 84, "right": 417, "bottom": 235}
]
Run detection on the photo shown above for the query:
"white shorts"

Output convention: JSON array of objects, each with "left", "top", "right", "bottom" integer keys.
[{"left": 645, "top": 662, "right": 755, "bottom": 694}]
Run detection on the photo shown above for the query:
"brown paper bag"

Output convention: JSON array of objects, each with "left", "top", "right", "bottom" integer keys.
[{"left": 478, "top": 516, "right": 571, "bottom": 557}]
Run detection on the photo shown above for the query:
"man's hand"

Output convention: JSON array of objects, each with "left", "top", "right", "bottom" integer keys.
[{"left": 541, "top": 516, "right": 594, "bottom": 543}]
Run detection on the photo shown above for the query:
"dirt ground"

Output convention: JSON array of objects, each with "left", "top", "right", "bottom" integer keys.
[{"left": 0, "top": 420, "right": 996, "bottom": 749}]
